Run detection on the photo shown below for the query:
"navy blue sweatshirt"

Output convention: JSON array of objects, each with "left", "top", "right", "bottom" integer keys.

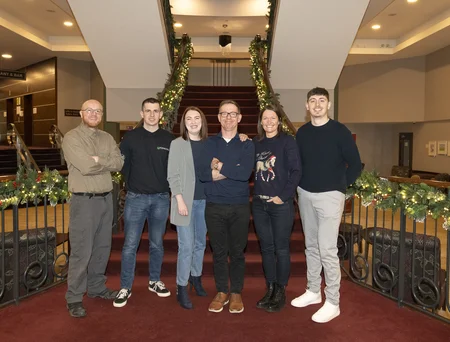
[
  {"left": 198, "top": 133, "right": 255, "bottom": 204},
  {"left": 296, "top": 119, "right": 361, "bottom": 194},
  {"left": 120, "top": 127, "right": 175, "bottom": 194},
  {"left": 253, "top": 132, "right": 301, "bottom": 202}
]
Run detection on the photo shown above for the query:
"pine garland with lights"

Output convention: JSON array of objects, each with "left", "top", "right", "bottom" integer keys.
[
  {"left": 0, "top": 166, "right": 69, "bottom": 209},
  {"left": 249, "top": 38, "right": 293, "bottom": 136},
  {"left": 158, "top": 36, "right": 194, "bottom": 131},
  {"left": 347, "top": 170, "right": 450, "bottom": 230}
]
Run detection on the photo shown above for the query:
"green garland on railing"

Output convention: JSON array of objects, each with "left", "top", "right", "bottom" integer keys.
[
  {"left": 249, "top": 38, "right": 293, "bottom": 136},
  {"left": 347, "top": 170, "right": 450, "bottom": 230},
  {"left": 0, "top": 167, "right": 124, "bottom": 210},
  {"left": 158, "top": 36, "right": 193, "bottom": 131},
  {"left": 0, "top": 167, "right": 69, "bottom": 209}
]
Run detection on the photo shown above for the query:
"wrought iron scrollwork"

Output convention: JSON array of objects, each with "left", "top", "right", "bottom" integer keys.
[
  {"left": 23, "top": 260, "right": 48, "bottom": 290},
  {"left": 337, "top": 233, "right": 348, "bottom": 259},
  {"left": 411, "top": 277, "right": 440, "bottom": 309},
  {"left": 53, "top": 251, "right": 69, "bottom": 280},
  {"left": 373, "top": 262, "right": 396, "bottom": 292},
  {"left": 350, "top": 253, "right": 369, "bottom": 281}
]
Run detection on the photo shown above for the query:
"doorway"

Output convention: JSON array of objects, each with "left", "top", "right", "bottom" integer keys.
[{"left": 398, "top": 132, "right": 413, "bottom": 168}]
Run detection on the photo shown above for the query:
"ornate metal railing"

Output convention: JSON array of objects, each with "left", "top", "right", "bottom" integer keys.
[
  {"left": 339, "top": 176, "right": 450, "bottom": 323},
  {"left": 6, "top": 123, "right": 41, "bottom": 172},
  {"left": 48, "top": 124, "right": 65, "bottom": 166},
  {"left": 249, "top": 35, "right": 297, "bottom": 136},
  {"left": 0, "top": 197, "right": 69, "bottom": 307}
]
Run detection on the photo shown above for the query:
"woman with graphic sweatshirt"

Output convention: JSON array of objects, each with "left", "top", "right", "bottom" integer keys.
[{"left": 252, "top": 104, "right": 301, "bottom": 312}]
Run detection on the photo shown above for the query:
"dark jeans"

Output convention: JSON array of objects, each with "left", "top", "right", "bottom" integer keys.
[
  {"left": 205, "top": 202, "right": 250, "bottom": 294},
  {"left": 252, "top": 197, "right": 294, "bottom": 286}
]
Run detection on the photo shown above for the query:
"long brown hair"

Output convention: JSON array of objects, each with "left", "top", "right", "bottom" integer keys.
[
  {"left": 180, "top": 106, "right": 208, "bottom": 141},
  {"left": 256, "top": 104, "right": 282, "bottom": 141}
]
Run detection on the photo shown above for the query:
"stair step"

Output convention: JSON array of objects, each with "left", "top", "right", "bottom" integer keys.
[
  {"left": 106, "top": 250, "right": 306, "bottom": 277},
  {"left": 176, "top": 114, "right": 259, "bottom": 124},
  {"left": 185, "top": 85, "right": 256, "bottom": 92},
  {"left": 178, "top": 106, "right": 260, "bottom": 115},
  {"left": 180, "top": 99, "right": 259, "bottom": 107},
  {"left": 173, "top": 123, "right": 258, "bottom": 134},
  {"left": 183, "top": 92, "right": 257, "bottom": 100}
]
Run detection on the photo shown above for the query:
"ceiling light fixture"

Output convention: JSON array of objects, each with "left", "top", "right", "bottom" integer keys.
[
  {"left": 265, "top": 24, "right": 269, "bottom": 29},
  {"left": 64, "top": 21, "right": 73, "bottom": 27},
  {"left": 219, "top": 24, "right": 232, "bottom": 56},
  {"left": 174, "top": 22, "right": 182, "bottom": 28},
  {"left": 407, "top": 0, "right": 418, "bottom": 3},
  {"left": 371, "top": 24, "right": 381, "bottom": 30},
  {"left": 1, "top": 54, "right": 12, "bottom": 59}
]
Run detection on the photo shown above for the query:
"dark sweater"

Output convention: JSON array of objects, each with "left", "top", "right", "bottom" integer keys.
[
  {"left": 253, "top": 132, "right": 301, "bottom": 202},
  {"left": 120, "top": 127, "right": 175, "bottom": 194},
  {"left": 198, "top": 133, "right": 255, "bottom": 204},
  {"left": 190, "top": 140, "right": 206, "bottom": 200},
  {"left": 296, "top": 119, "right": 361, "bottom": 194}
]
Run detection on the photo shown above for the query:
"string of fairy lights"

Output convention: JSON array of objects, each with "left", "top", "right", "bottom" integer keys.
[{"left": 346, "top": 170, "right": 450, "bottom": 230}]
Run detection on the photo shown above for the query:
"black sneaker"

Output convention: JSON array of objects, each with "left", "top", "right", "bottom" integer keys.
[
  {"left": 113, "top": 288, "right": 132, "bottom": 308},
  {"left": 148, "top": 281, "right": 171, "bottom": 297},
  {"left": 67, "top": 302, "right": 87, "bottom": 318}
]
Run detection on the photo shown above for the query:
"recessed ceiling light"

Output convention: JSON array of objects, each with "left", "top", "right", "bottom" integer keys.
[
  {"left": 47, "top": 9, "right": 55, "bottom": 13},
  {"left": 1, "top": 54, "right": 12, "bottom": 59},
  {"left": 388, "top": 13, "right": 397, "bottom": 16},
  {"left": 265, "top": 24, "right": 269, "bottom": 29},
  {"left": 407, "top": 0, "right": 418, "bottom": 3},
  {"left": 371, "top": 24, "right": 381, "bottom": 30},
  {"left": 64, "top": 21, "right": 73, "bottom": 27},
  {"left": 174, "top": 22, "right": 182, "bottom": 28}
]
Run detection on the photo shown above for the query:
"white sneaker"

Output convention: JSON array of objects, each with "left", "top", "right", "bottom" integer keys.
[
  {"left": 311, "top": 301, "right": 340, "bottom": 323},
  {"left": 290, "top": 290, "right": 322, "bottom": 308}
]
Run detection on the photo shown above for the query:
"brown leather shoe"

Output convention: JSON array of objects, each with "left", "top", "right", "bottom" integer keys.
[
  {"left": 229, "top": 293, "right": 244, "bottom": 313},
  {"left": 208, "top": 292, "right": 229, "bottom": 313}
]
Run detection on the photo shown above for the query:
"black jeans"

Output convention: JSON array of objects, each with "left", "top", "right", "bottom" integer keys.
[
  {"left": 252, "top": 197, "right": 294, "bottom": 286},
  {"left": 205, "top": 202, "right": 250, "bottom": 294}
]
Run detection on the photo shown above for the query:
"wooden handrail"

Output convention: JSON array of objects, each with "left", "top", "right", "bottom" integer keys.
[
  {"left": 254, "top": 40, "right": 297, "bottom": 135},
  {"left": 387, "top": 176, "right": 450, "bottom": 189}
]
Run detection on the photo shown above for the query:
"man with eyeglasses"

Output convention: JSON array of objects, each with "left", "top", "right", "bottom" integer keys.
[
  {"left": 62, "top": 99, "right": 124, "bottom": 318},
  {"left": 199, "top": 99, "right": 255, "bottom": 314},
  {"left": 113, "top": 97, "right": 175, "bottom": 308}
]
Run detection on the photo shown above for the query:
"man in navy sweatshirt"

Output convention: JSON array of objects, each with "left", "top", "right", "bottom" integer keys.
[
  {"left": 199, "top": 99, "right": 255, "bottom": 314},
  {"left": 291, "top": 87, "right": 361, "bottom": 323}
]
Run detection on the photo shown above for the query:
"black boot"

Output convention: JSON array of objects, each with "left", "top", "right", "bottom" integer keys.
[
  {"left": 256, "top": 282, "right": 275, "bottom": 309},
  {"left": 189, "top": 275, "right": 207, "bottom": 296},
  {"left": 177, "top": 285, "right": 193, "bottom": 309},
  {"left": 266, "top": 283, "right": 286, "bottom": 313}
]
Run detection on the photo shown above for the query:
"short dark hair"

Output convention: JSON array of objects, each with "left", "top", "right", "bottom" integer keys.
[
  {"left": 141, "top": 97, "right": 161, "bottom": 111},
  {"left": 179, "top": 106, "right": 208, "bottom": 141},
  {"left": 256, "top": 104, "right": 282, "bottom": 141},
  {"left": 307, "top": 87, "right": 329, "bottom": 101},
  {"left": 218, "top": 99, "right": 241, "bottom": 114}
]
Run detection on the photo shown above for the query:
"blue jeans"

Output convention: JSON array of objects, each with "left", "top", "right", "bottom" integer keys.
[
  {"left": 176, "top": 199, "right": 207, "bottom": 286},
  {"left": 252, "top": 197, "right": 294, "bottom": 286},
  {"left": 120, "top": 191, "right": 170, "bottom": 289}
]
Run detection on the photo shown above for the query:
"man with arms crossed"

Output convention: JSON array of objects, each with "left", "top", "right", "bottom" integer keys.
[
  {"left": 199, "top": 100, "right": 254, "bottom": 314},
  {"left": 291, "top": 87, "right": 361, "bottom": 323},
  {"left": 63, "top": 99, "right": 124, "bottom": 318}
]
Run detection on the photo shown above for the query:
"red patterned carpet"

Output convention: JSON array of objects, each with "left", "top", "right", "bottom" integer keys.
[{"left": 1, "top": 275, "right": 449, "bottom": 342}]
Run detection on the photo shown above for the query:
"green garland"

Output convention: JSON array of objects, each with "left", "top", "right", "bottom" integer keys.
[
  {"left": 0, "top": 167, "right": 69, "bottom": 209},
  {"left": 249, "top": 38, "right": 293, "bottom": 136},
  {"left": 0, "top": 167, "right": 123, "bottom": 210},
  {"left": 347, "top": 170, "right": 450, "bottom": 230},
  {"left": 158, "top": 36, "right": 193, "bottom": 131}
]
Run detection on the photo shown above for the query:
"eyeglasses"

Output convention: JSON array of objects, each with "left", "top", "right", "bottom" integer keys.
[
  {"left": 82, "top": 108, "right": 103, "bottom": 115},
  {"left": 219, "top": 111, "right": 239, "bottom": 118}
]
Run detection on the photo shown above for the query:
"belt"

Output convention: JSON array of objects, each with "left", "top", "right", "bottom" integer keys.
[
  {"left": 256, "top": 195, "right": 273, "bottom": 200},
  {"left": 72, "top": 192, "right": 111, "bottom": 198}
]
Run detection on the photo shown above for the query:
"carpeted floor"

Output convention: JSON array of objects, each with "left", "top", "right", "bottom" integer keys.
[{"left": 1, "top": 276, "right": 449, "bottom": 342}]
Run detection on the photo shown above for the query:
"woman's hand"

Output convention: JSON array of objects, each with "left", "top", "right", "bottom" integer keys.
[
  {"left": 267, "top": 196, "right": 284, "bottom": 205},
  {"left": 239, "top": 133, "right": 249, "bottom": 142},
  {"left": 176, "top": 195, "right": 188, "bottom": 216}
]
